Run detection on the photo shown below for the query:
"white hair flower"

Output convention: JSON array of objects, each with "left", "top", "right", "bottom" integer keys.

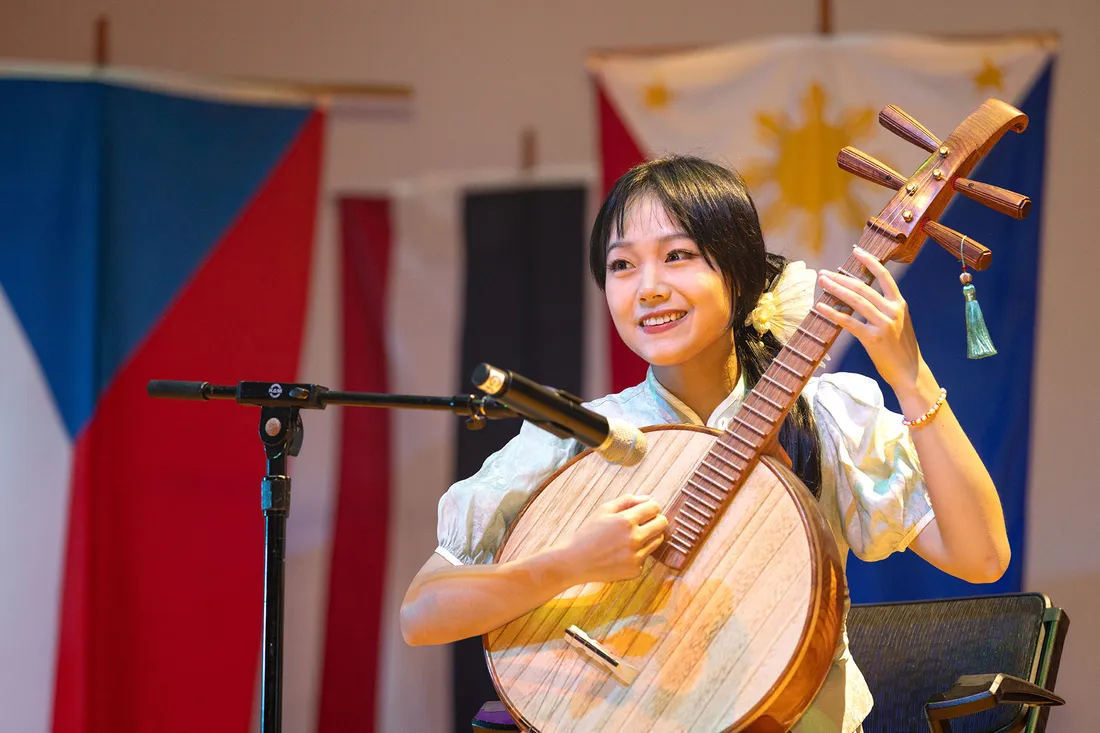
[{"left": 745, "top": 260, "right": 817, "bottom": 344}]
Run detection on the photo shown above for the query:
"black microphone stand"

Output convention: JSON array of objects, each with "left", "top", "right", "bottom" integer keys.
[{"left": 146, "top": 379, "right": 528, "bottom": 733}]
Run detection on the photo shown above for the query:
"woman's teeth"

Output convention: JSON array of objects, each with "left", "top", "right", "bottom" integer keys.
[{"left": 641, "top": 312, "right": 686, "bottom": 327}]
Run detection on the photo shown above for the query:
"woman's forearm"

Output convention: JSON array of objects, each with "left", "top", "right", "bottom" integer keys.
[
  {"left": 400, "top": 548, "right": 579, "bottom": 646},
  {"left": 896, "top": 362, "right": 1011, "bottom": 582}
]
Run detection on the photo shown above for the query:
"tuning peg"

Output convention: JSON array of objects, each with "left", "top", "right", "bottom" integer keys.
[
  {"left": 954, "top": 178, "right": 1031, "bottom": 219},
  {"left": 923, "top": 221, "right": 991, "bottom": 271},
  {"left": 880, "top": 105, "right": 942, "bottom": 153},
  {"left": 837, "top": 147, "right": 906, "bottom": 190}
]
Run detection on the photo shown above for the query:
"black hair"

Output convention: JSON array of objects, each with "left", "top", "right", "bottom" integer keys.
[{"left": 589, "top": 154, "right": 822, "bottom": 498}]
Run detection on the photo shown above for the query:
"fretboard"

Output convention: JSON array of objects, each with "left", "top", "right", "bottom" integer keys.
[{"left": 652, "top": 250, "right": 877, "bottom": 570}]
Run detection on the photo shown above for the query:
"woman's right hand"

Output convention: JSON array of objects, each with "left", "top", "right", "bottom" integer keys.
[{"left": 554, "top": 494, "right": 668, "bottom": 586}]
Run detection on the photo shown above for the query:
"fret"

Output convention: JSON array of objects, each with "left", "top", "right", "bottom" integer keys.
[
  {"left": 680, "top": 502, "right": 712, "bottom": 524},
  {"left": 733, "top": 416, "right": 767, "bottom": 437},
  {"left": 753, "top": 390, "right": 784, "bottom": 411},
  {"left": 785, "top": 342, "right": 815, "bottom": 363},
  {"left": 683, "top": 485, "right": 719, "bottom": 511},
  {"left": 742, "top": 402, "right": 773, "bottom": 421},
  {"left": 836, "top": 266, "right": 860, "bottom": 280},
  {"left": 796, "top": 325, "right": 827, "bottom": 345},
  {"left": 695, "top": 470, "right": 727, "bottom": 491},
  {"left": 700, "top": 460, "right": 735, "bottom": 484},
  {"left": 762, "top": 374, "right": 795, "bottom": 395},
  {"left": 774, "top": 359, "right": 805, "bottom": 378},
  {"left": 724, "top": 436, "right": 756, "bottom": 458},
  {"left": 673, "top": 523, "right": 699, "bottom": 540},
  {"left": 669, "top": 539, "right": 695, "bottom": 556},
  {"left": 677, "top": 511, "right": 706, "bottom": 530},
  {"left": 666, "top": 536, "right": 693, "bottom": 555},
  {"left": 709, "top": 450, "right": 745, "bottom": 470}
]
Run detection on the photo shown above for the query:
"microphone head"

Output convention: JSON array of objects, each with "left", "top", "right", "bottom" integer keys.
[
  {"left": 472, "top": 363, "right": 508, "bottom": 396},
  {"left": 599, "top": 418, "right": 648, "bottom": 466}
]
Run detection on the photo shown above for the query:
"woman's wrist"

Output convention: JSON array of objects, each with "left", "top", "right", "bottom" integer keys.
[
  {"left": 533, "top": 544, "right": 585, "bottom": 592},
  {"left": 892, "top": 361, "right": 943, "bottom": 422}
]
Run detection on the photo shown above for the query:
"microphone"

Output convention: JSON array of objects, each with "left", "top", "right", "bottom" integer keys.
[{"left": 471, "top": 363, "right": 647, "bottom": 466}]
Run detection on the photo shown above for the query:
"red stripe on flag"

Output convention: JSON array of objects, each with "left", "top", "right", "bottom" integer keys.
[
  {"left": 317, "top": 199, "right": 393, "bottom": 733},
  {"left": 51, "top": 111, "right": 324, "bottom": 733},
  {"left": 596, "top": 83, "right": 649, "bottom": 392}
]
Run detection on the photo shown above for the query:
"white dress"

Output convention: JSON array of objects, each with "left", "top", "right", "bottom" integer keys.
[{"left": 435, "top": 368, "right": 935, "bottom": 733}]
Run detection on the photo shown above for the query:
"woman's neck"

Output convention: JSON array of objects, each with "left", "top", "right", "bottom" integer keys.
[{"left": 651, "top": 334, "right": 739, "bottom": 425}]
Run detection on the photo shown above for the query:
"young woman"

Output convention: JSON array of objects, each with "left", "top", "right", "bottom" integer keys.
[{"left": 400, "top": 155, "right": 1011, "bottom": 732}]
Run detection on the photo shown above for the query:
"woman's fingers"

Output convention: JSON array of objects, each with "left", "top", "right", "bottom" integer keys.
[
  {"left": 819, "top": 271, "right": 885, "bottom": 325},
  {"left": 817, "top": 302, "right": 870, "bottom": 340},
  {"left": 636, "top": 511, "right": 669, "bottom": 544},
  {"left": 620, "top": 497, "right": 662, "bottom": 525},
  {"left": 852, "top": 246, "right": 903, "bottom": 302},
  {"left": 636, "top": 534, "right": 665, "bottom": 560}
]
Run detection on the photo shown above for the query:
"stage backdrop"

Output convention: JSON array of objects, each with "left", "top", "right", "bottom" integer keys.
[
  {"left": 590, "top": 33, "right": 1056, "bottom": 602},
  {"left": 0, "top": 70, "right": 323, "bottom": 733},
  {"left": 323, "top": 179, "right": 599, "bottom": 733}
]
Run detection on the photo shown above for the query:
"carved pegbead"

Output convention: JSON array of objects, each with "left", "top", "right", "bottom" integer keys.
[
  {"left": 923, "top": 220, "right": 992, "bottom": 271},
  {"left": 879, "top": 105, "right": 941, "bottom": 153},
  {"left": 954, "top": 178, "right": 1032, "bottom": 219},
  {"left": 836, "top": 147, "right": 905, "bottom": 190}
]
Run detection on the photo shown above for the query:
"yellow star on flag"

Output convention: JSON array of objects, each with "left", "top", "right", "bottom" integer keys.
[
  {"left": 973, "top": 57, "right": 1005, "bottom": 92},
  {"left": 642, "top": 81, "right": 673, "bottom": 110}
]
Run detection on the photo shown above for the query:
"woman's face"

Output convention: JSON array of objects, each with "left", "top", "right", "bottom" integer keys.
[{"left": 604, "top": 192, "right": 735, "bottom": 369}]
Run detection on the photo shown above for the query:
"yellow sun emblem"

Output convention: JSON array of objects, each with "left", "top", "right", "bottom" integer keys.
[{"left": 742, "top": 83, "right": 876, "bottom": 254}]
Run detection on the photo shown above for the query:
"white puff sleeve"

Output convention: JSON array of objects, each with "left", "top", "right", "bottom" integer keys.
[
  {"left": 435, "top": 420, "right": 581, "bottom": 566},
  {"left": 805, "top": 372, "right": 936, "bottom": 562}
]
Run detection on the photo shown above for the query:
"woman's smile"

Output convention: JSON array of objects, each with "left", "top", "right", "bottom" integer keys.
[{"left": 638, "top": 309, "right": 689, "bottom": 334}]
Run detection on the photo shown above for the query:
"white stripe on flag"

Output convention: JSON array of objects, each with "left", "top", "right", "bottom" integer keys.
[
  {"left": 0, "top": 286, "right": 74, "bottom": 733},
  {"left": 375, "top": 185, "right": 465, "bottom": 733},
  {"left": 277, "top": 195, "right": 344, "bottom": 733}
]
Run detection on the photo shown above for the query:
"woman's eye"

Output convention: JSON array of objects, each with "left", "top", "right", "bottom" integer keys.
[
  {"left": 667, "top": 249, "right": 697, "bottom": 262},
  {"left": 607, "top": 259, "right": 631, "bottom": 272}
]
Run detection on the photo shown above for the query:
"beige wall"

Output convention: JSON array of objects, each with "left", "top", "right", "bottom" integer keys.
[{"left": 3, "top": 0, "right": 1096, "bottom": 730}]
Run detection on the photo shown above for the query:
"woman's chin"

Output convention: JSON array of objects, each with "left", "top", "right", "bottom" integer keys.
[{"left": 634, "top": 344, "right": 692, "bottom": 368}]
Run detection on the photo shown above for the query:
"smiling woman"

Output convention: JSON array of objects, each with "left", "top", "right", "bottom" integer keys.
[
  {"left": 589, "top": 156, "right": 823, "bottom": 494},
  {"left": 400, "top": 154, "right": 1010, "bottom": 733}
]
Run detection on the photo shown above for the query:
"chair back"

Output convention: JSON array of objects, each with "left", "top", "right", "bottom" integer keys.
[{"left": 847, "top": 592, "right": 1067, "bottom": 733}]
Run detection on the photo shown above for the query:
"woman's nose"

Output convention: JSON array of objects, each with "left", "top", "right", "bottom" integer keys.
[{"left": 638, "top": 269, "right": 671, "bottom": 304}]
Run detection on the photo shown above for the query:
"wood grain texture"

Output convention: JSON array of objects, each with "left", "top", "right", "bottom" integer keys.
[{"left": 485, "top": 427, "right": 844, "bottom": 732}]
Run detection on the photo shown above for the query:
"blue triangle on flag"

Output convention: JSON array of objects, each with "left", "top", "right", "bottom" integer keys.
[
  {"left": 839, "top": 63, "right": 1054, "bottom": 601},
  {"left": 0, "top": 79, "right": 312, "bottom": 436}
]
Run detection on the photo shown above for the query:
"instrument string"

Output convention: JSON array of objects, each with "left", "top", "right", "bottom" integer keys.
[{"left": 682, "top": 149, "right": 945, "bottom": 552}]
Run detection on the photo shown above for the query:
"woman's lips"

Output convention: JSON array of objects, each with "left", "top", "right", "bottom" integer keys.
[{"left": 639, "top": 311, "right": 689, "bottom": 334}]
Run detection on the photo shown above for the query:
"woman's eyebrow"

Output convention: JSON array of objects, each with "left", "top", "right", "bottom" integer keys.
[{"left": 608, "top": 232, "right": 690, "bottom": 251}]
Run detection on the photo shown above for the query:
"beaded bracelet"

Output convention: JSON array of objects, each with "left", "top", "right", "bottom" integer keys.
[{"left": 902, "top": 388, "right": 948, "bottom": 428}]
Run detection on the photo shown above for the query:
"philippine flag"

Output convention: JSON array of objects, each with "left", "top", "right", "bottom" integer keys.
[{"left": 589, "top": 33, "right": 1056, "bottom": 603}]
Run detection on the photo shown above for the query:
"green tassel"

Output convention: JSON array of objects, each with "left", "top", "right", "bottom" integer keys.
[{"left": 963, "top": 283, "right": 997, "bottom": 359}]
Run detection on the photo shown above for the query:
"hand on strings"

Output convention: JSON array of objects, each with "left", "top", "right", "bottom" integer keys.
[
  {"left": 816, "top": 246, "right": 925, "bottom": 395},
  {"left": 555, "top": 494, "right": 667, "bottom": 585}
]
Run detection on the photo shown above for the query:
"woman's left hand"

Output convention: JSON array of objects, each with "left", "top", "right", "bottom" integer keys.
[{"left": 817, "top": 246, "right": 924, "bottom": 395}]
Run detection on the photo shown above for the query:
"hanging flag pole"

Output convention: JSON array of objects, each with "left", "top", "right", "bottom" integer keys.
[
  {"left": 819, "top": 0, "right": 833, "bottom": 35},
  {"left": 84, "top": 16, "right": 414, "bottom": 105},
  {"left": 94, "top": 15, "right": 110, "bottom": 67}
]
